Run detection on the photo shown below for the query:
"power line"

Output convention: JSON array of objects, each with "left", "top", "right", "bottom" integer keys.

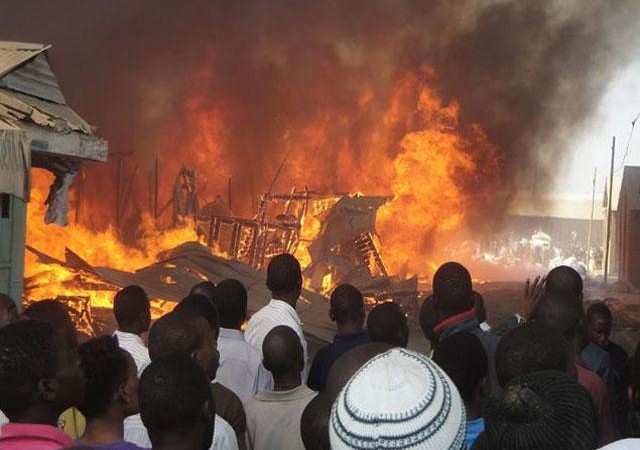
[{"left": 615, "top": 110, "right": 640, "bottom": 173}]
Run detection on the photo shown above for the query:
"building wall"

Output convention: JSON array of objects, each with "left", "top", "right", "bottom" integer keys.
[{"left": 0, "top": 194, "right": 26, "bottom": 306}]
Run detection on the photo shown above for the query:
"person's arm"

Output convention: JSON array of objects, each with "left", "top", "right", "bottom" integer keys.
[{"left": 493, "top": 276, "right": 546, "bottom": 337}]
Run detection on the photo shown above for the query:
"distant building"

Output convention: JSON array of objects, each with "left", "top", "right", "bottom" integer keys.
[
  {"left": 0, "top": 42, "right": 107, "bottom": 303},
  {"left": 616, "top": 166, "right": 640, "bottom": 287}
]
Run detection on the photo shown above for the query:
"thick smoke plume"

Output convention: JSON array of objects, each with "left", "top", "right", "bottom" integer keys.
[{"left": 1, "top": 0, "right": 638, "bottom": 272}]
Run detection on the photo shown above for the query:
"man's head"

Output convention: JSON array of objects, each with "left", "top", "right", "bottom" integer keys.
[
  {"left": 495, "top": 321, "right": 570, "bottom": 387},
  {"left": 432, "top": 262, "right": 474, "bottom": 318},
  {"left": 0, "top": 320, "right": 84, "bottom": 424},
  {"left": 533, "top": 293, "right": 584, "bottom": 344},
  {"left": 366, "top": 301, "right": 409, "bottom": 348},
  {"left": 148, "top": 310, "right": 218, "bottom": 381},
  {"left": 329, "top": 284, "right": 365, "bottom": 331},
  {"left": 140, "top": 354, "right": 215, "bottom": 450},
  {"left": 262, "top": 325, "right": 304, "bottom": 382},
  {"left": 211, "top": 279, "right": 248, "bottom": 330},
  {"left": 77, "top": 335, "right": 138, "bottom": 421},
  {"left": 24, "top": 299, "right": 77, "bottom": 349},
  {"left": 433, "top": 332, "right": 489, "bottom": 408},
  {"left": 478, "top": 371, "right": 596, "bottom": 450},
  {"left": 329, "top": 348, "right": 466, "bottom": 450},
  {"left": 586, "top": 302, "right": 613, "bottom": 347},
  {"left": 545, "top": 266, "right": 583, "bottom": 301},
  {"left": 0, "top": 293, "right": 18, "bottom": 328},
  {"left": 189, "top": 281, "right": 217, "bottom": 302},
  {"left": 113, "top": 285, "right": 151, "bottom": 334},
  {"left": 266, "top": 254, "right": 302, "bottom": 302},
  {"left": 174, "top": 294, "right": 220, "bottom": 339}
]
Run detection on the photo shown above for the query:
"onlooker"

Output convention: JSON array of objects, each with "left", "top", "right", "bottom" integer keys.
[
  {"left": 433, "top": 332, "right": 489, "bottom": 449},
  {"left": 139, "top": 354, "right": 215, "bottom": 450},
  {"left": 0, "top": 293, "right": 18, "bottom": 328},
  {"left": 125, "top": 310, "right": 239, "bottom": 450},
  {"left": 174, "top": 294, "right": 247, "bottom": 449},
  {"left": 534, "top": 293, "right": 615, "bottom": 445},
  {"left": 495, "top": 321, "right": 570, "bottom": 387},
  {"left": 245, "top": 254, "right": 309, "bottom": 381},
  {"left": 112, "top": 286, "right": 151, "bottom": 377},
  {"left": 76, "top": 336, "right": 142, "bottom": 449},
  {"left": 583, "top": 302, "right": 628, "bottom": 384},
  {"left": 308, "top": 284, "right": 369, "bottom": 391},
  {"left": 329, "top": 348, "right": 466, "bottom": 449},
  {"left": 245, "top": 326, "right": 317, "bottom": 450},
  {"left": 0, "top": 320, "right": 84, "bottom": 450},
  {"left": 475, "top": 371, "right": 597, "bottom": 450},
  {"left": 301, "top": 342, "right": 392, "bottom": 450},
  {"left": 366, "top": 301, "right": 408, "bottom": 348},
  {"left": 210, "top": 279, "right": 270, "bottom": 402},
  {"left": 190, "top": 281, "right": 217, "bottom": 301},
  {"left": 431, "top": 262, "right": 500, "bottom": 387}
]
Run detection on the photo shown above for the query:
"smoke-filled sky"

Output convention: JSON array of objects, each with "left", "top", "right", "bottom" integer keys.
[{"left": 1, "top": 0, "right": 639, "bottom": 226}]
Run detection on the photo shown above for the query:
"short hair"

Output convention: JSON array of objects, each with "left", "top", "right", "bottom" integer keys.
[
  {"left": 174, "top": 294, "right": 220, "bottom": 337},
  {"left": 587, "top": 302, "right": 613, "bottom": 324},
  {"left": 189, "top": 281, "right": 217, "bottom": 302},
  {"left": 77, "top": 335, "right": 129, "bottom": 419},
  {"left": 432, "top": 262, "right": 474, "bottom": 316},
  {"left": 419, "top": 295, "right": 441, "bottom": 344},
  {"left": 148, "top": 310, "right": 207, "bottom": 361},
  {"left": 433, "top": 332, "right": 488, "bottom": 403},
  {"left": 366, "top": 302, "right": 408, "bottom": 347},
  {"left": 23, "top": 300, "right": 77, "bottom": 348},
  {"left": 139, "top": 354, "right": 213, "bottom": 446},
  {"left": 113, "top": 285, "right": 150, "bottom": 329},
  {"left": 545, "top": 266, "right": 583, "bottom": 300},
  {"left": 330, "top": 284, "right": 364, "bottom": 323},
  {"left": 0, "top": 320, "right": 58, "bottom": 419},
  {"left": 533, "top": 293, "right": 583, "bottom": 341},
  {"left": 266, "top": 254, "right": 302, "bottom": 295},
  {"left": 496, "top": 321, "right": 570, "bottom": 387},
  {"left": 262, "top": 325, "right": 303, "bottom": 377},
  {"left": 211, "top": 279, "right": 248, "bottom": 329}
]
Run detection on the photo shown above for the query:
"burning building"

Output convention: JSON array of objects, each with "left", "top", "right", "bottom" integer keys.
[{"left": 0, "top": 41, "right": 107, "bottom": 304}]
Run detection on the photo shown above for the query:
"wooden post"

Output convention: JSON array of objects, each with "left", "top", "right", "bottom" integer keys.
[
  {"left": 604, "top": 136, "right": 615, "bottom": 284},
  {"left": 586, "top": 167, "right": 597, "bottom": 272}
]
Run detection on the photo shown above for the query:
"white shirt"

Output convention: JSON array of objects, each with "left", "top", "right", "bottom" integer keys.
[
  {"left": 217, "top": 328, "right": 272, "bottom": 403},
  {"left": 124, "top": 412, "right": 238, "bottom": 450},
  {"left": 244, "top": 299, "right": 310, "bottom": 382},
  {"left": 113, "top": 330, "right": 151, "bottom": 378}
]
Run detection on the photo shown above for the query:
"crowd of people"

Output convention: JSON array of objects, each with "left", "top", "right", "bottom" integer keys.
[{"left": 0, "top": 253, "right": 639, "bottom": 449}]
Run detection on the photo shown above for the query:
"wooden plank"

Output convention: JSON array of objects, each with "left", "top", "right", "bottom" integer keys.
[{"left": 21, "top": 122, "right": 108, "bottom": 161}]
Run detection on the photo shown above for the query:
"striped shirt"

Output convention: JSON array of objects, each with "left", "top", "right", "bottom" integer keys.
[
  {"left": 244, "top": 299, "right": 309, "bottom": 382},
  {"left": 113, "top": 330, "right": 151, "bottom": 378},
  {"left": 124, "top": 413, "right": 238, "bottom": 450},
  {"left": 217, "top": 328, "right": 272, "bottom": 403}
]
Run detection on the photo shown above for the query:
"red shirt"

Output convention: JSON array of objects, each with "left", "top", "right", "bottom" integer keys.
[
  {"left": 0, "top": 422, "right": 74, "bottom": 450},
  {"left": 576, "top": 361, "right": 616, "bottom": 446}
]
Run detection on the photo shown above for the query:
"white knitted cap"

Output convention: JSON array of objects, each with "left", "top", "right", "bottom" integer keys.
[{"left": 329, "top": 348, "right": 466, "bottom": 450}]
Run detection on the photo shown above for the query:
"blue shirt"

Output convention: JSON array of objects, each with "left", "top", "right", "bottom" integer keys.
[
  {"left": 307, "top": 331, "right": 370, "bottom": 391},
  {"left": 466, "top": 418, "right": 484, "bottom": 449}
]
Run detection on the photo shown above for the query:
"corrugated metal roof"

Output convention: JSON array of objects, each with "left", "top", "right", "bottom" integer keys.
[{"left": 0, "top": 42, "right": 50, "bottom": 78}]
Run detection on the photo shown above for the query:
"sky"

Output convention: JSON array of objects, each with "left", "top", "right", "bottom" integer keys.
[{"left": 556, "top": 55, "right": 640, "bottom": 200}]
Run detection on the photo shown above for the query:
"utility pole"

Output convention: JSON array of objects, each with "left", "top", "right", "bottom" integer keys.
[
  {"left": 586, "top": 166, "right": 597, "bottom": 272},
  {"left": 604, "top": 136, "right": 615, "bottom": 283}
]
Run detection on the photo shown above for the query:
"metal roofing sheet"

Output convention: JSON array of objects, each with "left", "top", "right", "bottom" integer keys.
[{"left": 0, "top": 42, "right": 50, "bottom": 78}]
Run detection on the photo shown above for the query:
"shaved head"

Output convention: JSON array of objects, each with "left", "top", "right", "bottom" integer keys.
[{"left": 262, "top": 325, "right": 303, "bottom": 378}]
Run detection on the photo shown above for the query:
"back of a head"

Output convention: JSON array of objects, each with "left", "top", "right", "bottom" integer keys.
[
  {"left": 545, "top": 266, "right": 583, "bottom": 300},
  {"left": 266, "top": 253, "right": 302, "bottom": 296},
  {"left": 0, "top": 320, "right": 57, "bottom": 420},
  {"left": 533, "top": 293, "right": 583, "bottom": 342},
  {"left": 495, "top": 321, "right": 570, "bottom": 387},
  {"left": 24, "top": 299, "right": 77, "bottom": 348},
  {"left": 432, "top": 262, "right": 474, "bottom": 317},
  {"left": 189, "top": 281, "right": 217, "bottom": 302},
  {"left": 113, "top": 285, "right": 150, "bottom": 330},
  {"left": 211, "top": 278, "right": 248, "bottom": 329},
  {"left": 433, "top": 332, "right": 488, "bottom": 404},
  {"left": 174, "top": 294, "right": 220, "bottom": 337},
  {"left": 330, "top": 284, "right": 364, "bottom": 324},
  {"left": 140, "top": 354, "right": 214, "bottom": 448},
  {"left": 481, "top": 371, "right": 596, "bottom": 450},
  {"left": 329, "top": 348, "right": 466, "bottom": 450},
  {"left": 262, "top": 325, "right": 303, "bottom": 377},
  {"left": 148, "top": 310, "right": 205, "bottom": 361},
  {"left": 77, "top": 335, "right": 130, "bottom": 420},
  {"left": 366, "top": 301, "right": 408, "bottom": 348}
]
